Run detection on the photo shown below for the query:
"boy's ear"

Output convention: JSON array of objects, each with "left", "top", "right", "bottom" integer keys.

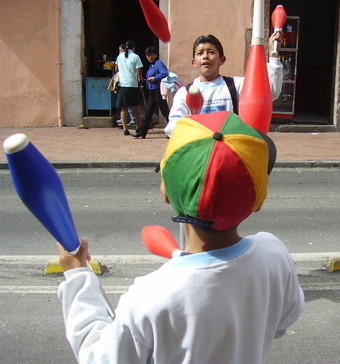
[
  {"left": 160, "top": 181, "right": 170, "bottom": 204},
  {"left": 220, "top": 56, "right": 226, "bottom": 65},
  {"left": 192, "top": 59, "right": 197, "bottom": 68}
]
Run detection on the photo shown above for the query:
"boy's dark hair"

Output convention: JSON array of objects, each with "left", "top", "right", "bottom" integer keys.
[
  {"left": 145, "top": 46, "right": 158, "bottom": 56},
  {"left": 192, "top": 35, "right": 224, "bottom": 58}
]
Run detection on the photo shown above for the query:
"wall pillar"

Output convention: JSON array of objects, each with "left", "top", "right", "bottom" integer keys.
[{"left": 60, "top": 0, "right": 84, "bottom": 126}]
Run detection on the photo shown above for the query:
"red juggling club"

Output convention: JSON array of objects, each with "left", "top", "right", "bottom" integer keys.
[
  {"left": 139, "top": 0, "right": 171, "bottom": 42},
  {"left": 238, "top": 0, "right": 272, "bottom": 134},
  {"left": 271, "top": 5, "right": 287, "bottom": 57}
]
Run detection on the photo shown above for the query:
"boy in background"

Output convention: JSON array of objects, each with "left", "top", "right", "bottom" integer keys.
[
  {"left": 165, "top": 32, "right": 283, "bottom": 137},
  {"left": 57, "top": 111, "right": 304, "bottom": 364}
]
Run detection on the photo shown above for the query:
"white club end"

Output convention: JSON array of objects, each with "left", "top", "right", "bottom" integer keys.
[
  {"left": 3, "top": 133, "right": 29, "bottom": 154},
  {"left": 68, "top": 245, "right": 80, "bottom": 256},
  {"left": 172, "top": 249, "right": 182, "bottom": 258},
  {"left": 188, "top": 85, "right": 201, "bottom": 96},
  {"left": 252, "top": 0, "right": 265, "bottom": 45}
]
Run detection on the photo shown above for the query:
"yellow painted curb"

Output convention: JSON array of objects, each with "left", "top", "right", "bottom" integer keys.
[
  {"left": 326, "top": 258, "right": 340, "bottom": 272},
  {"left": 44, "top": 259, "right": 105, "bottom": 275}
]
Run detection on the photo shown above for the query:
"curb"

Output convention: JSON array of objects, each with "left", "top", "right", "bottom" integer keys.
[
  {"left": 326, "top": 258, "right": 340, "bottom": 272},
  {"left": 1, "top": 160, "right": 340, "bottom": 170},
  {"left": 44, "top": 259, "right": 106, "bottom": 275},
  {"left": 1, "top": 254, "right": 339, "bottom": 273},
  {"left": 274, "top": 160, "right": 340, "bottom": 168},
  {"left": 0, "top": 161, "right": 161, "bottom": 170},
  {"left": 43, "top": 255, "right": 340, "bottom": 274}
]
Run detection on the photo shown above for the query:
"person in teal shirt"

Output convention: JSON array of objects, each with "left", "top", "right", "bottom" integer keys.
[{"left": 116, "top": 40, "right": 143, "bottom": 135}]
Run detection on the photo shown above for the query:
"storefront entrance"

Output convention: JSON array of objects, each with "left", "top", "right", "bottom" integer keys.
[
  {"left": 270, "top": 0, "right": 338, "bottom": 125},
  {"left": 81, "top": 0, "right": 339, "bottom": 126}
]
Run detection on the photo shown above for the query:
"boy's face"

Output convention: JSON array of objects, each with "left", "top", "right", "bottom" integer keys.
[
  {"left": 146, "top": 53, "right": 157, "bottom": 63},
  {"left": 192, "top": 42, "right": 226, "bottom": 82}
]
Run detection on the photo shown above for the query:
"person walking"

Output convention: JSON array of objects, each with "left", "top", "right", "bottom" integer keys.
[
  {"left": 115, "top": 44, "right": 137, "bottom": 126},
  {"left": 133, "top": 47, "right": 169, "bottom": 139},
  {"left": 115, "top": 40, "right": 143, "bottom": 135}
]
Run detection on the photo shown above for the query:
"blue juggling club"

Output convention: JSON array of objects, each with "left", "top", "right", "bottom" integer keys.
[{"left": 3, "top": 133, "right": 80, "bottom": 255}]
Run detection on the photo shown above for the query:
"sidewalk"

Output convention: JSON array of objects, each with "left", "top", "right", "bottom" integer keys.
[{"left": 0, "top": 126, "right": 340, "bottom": 167}]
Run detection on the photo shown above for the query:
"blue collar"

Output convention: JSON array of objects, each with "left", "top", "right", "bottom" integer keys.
[{"left": 168, "top": 238, "right": 252, "bottom": 268}]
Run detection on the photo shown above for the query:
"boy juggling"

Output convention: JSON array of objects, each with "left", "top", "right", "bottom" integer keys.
[
  {"left": 57, "top": 111, "right": 304, "bottom": 364},
  {"left": 165, "top": 32, "right": 283, "bottom": 137}
]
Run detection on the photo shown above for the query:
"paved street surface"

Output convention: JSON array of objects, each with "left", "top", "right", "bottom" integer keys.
[
  {"left": 1, "top": 168, "right": 340, "bottom": 363},
  {"left": 1, "top": 168, "right": 339, "bottom": 255},
  {"left": 0, "top": 256, "right": 339, "bottom": 364}
]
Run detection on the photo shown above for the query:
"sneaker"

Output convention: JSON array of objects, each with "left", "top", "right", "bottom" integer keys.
[
  {"left": 116, "top": 119, "right": 122, "bottom": 125},
  {"left": 128, "top": 120, "right": 137, "bottom": 126}
]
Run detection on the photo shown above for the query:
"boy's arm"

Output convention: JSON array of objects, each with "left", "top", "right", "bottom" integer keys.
[
  {"left": 58, "top": 268, "right": 113, "bottom": 361},
  {"left": 57, "top": 240, "right": 151, "bottom": 363},
  {"left": 57, "top": 239, "right": 113, "bottom": 360},
  {"left": 59, "top": 269, "right": 152, "bottom": 363},
  {"left": 274, "top": 256, "right": 305, "bottom": 338},
  {"left": 266, "top": 58, "right": 283, "bottom": 101},
  {"left": 267, "top": 31, "right": 284, "bottom": 101},
  {"left": 164, "top": 86, "right": 190, "bottom": 137}
]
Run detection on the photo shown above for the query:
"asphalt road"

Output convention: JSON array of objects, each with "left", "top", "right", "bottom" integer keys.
[
  {"left": 0, "top": 167, "right": 340, "bottom": 363},
  {"left": 1, "top": 167, "right": 339, "bottom": 255}
]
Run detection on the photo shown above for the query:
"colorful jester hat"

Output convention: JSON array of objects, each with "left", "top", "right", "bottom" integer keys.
[{"left": 160, "top": 111, "right": 276, "bottom": 231}]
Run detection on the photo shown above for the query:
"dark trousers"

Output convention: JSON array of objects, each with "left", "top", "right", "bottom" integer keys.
[{"left": 136, "top": 89, "right": 169, "bottom": 136}]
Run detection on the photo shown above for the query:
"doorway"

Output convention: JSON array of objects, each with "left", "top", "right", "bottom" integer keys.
[
  {"left": 270, "top": 0, "right": 338, "bottom": 125},
  {"left": 82, "top": 0, "right": 157, "bottom": 77}
]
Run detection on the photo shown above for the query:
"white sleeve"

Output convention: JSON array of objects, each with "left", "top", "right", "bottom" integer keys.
[
  {"left": 275, "top": 256, "right": 305, "bottom": 337},
  {"left": 267, "top": 57, "right": 283, "bottom": 101},
  {"left": 58, "top": 268, "right": 151, "bottom": 364},
  {"left": 164, "top": 86, "right": 190, "bottom": 137}
]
